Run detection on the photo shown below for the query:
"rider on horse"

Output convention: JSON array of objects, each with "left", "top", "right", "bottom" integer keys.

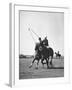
[
  {"left": 42, "top": 36, "right": 49, "bottom": 48},
  {"left": 35, "top": 36, "right": 49, "bottom": 58},
  {"left": 34, "top": 37, "right": 42, "bottom": 59},
  {"left": 58, "top": 51, "right": 59, "bottom": 54},
  {"left": 29, "top": 36, "right": 53, "bottom": 69},
  {"left": 38, "top": 37, "right": 43, "bottom": 46},
  {"left": 38, "top": 36, "right": 49, "bottom": 47}
]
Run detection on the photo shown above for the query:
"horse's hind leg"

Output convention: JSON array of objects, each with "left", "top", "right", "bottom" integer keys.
[
  {"left": 50, "top": 56, "right": 53, "bottom": 67},
  {"left": 46, "top": 58, "right": 49, "bottom": 69}
]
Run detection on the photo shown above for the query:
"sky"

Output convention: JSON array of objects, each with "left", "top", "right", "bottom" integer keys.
[{"left": 20, "top": 11, "right": 64, "bottom": 56}]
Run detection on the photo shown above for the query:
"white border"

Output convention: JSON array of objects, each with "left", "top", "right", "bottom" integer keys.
[{"left": 10, "top": 3, "right": 70, "bottom": 87}]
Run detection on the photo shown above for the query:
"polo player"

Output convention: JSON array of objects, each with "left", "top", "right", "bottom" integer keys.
[
  {"left": 38, "top": 37, "right": 43, "bottom": 46},
  {"left": 43, "top": 36, "right": 49, "bottom": 48}
]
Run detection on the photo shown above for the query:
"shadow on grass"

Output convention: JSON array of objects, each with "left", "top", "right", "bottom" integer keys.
[{"left": 48, "top": 67, "right": 64, "bottom": 69}]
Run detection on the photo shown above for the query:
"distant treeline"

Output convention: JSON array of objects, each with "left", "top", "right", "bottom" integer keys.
[
  {"left": 19, "top": 54, "right": 34, "bottom": 58},
  {"left": 53, "top": 56, "right": 64, "bottom": 59}
]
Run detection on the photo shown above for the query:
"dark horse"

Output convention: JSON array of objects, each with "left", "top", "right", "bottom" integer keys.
[
  {"left": 29, "top": 43, "right": 54, "bottom": 69},
  {"left": 55, "top": 52, "right": 61, "bottom": 59}
]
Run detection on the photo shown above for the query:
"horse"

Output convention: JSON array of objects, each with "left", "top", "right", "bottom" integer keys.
[
  {"left": 29, "top": 43, "right": 54, "bottom": 69},
  {"left": 55, "top": 52, "right": 61, "bottom": 59}
]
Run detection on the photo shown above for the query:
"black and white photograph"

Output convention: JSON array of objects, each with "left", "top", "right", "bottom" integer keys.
[{"left": 19, "top": 10, "right": 64, "bottom": 79}]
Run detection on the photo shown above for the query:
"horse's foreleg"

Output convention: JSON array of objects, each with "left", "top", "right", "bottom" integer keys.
[
  {"left": 29, "top": 58, "right": 36, "bottom": 68},
  {"left": 35, "top": 60, "right": 39, "bottom": 69},
  {"left": 41, "top": 58, "right": 44, "bottom": 68}
]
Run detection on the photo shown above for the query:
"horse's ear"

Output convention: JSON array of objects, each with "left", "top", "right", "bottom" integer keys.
[{"left": 55, "top": 52, "right": 56, "bottom": 54}]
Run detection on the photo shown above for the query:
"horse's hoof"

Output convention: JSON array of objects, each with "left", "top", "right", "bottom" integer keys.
[
  {"left": 51, "top": 64, "right": 54, "bottom": 68},
  {"left": 47, "top": 67, "right": 49, "bottom": 69},
  {"left": 35, "top": 67, "right": 38, "bottom": 69},
  {"left": 42, "top": 66, "right": 44, "bottom": 68},
  {"left": 29, "top": 65, "right": 32, "bottom": 68},
  {"left": 50, "top": 62, "right": 52, "bottom": 65}
]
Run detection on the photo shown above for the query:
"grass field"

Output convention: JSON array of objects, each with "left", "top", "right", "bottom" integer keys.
[{"left": 19, "top": 57, "right": 64, "bottom": 79}]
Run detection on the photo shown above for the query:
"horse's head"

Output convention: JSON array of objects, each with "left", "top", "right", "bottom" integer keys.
[{"left": 35, "top": 43, "right": 44, "bottom": 52}]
